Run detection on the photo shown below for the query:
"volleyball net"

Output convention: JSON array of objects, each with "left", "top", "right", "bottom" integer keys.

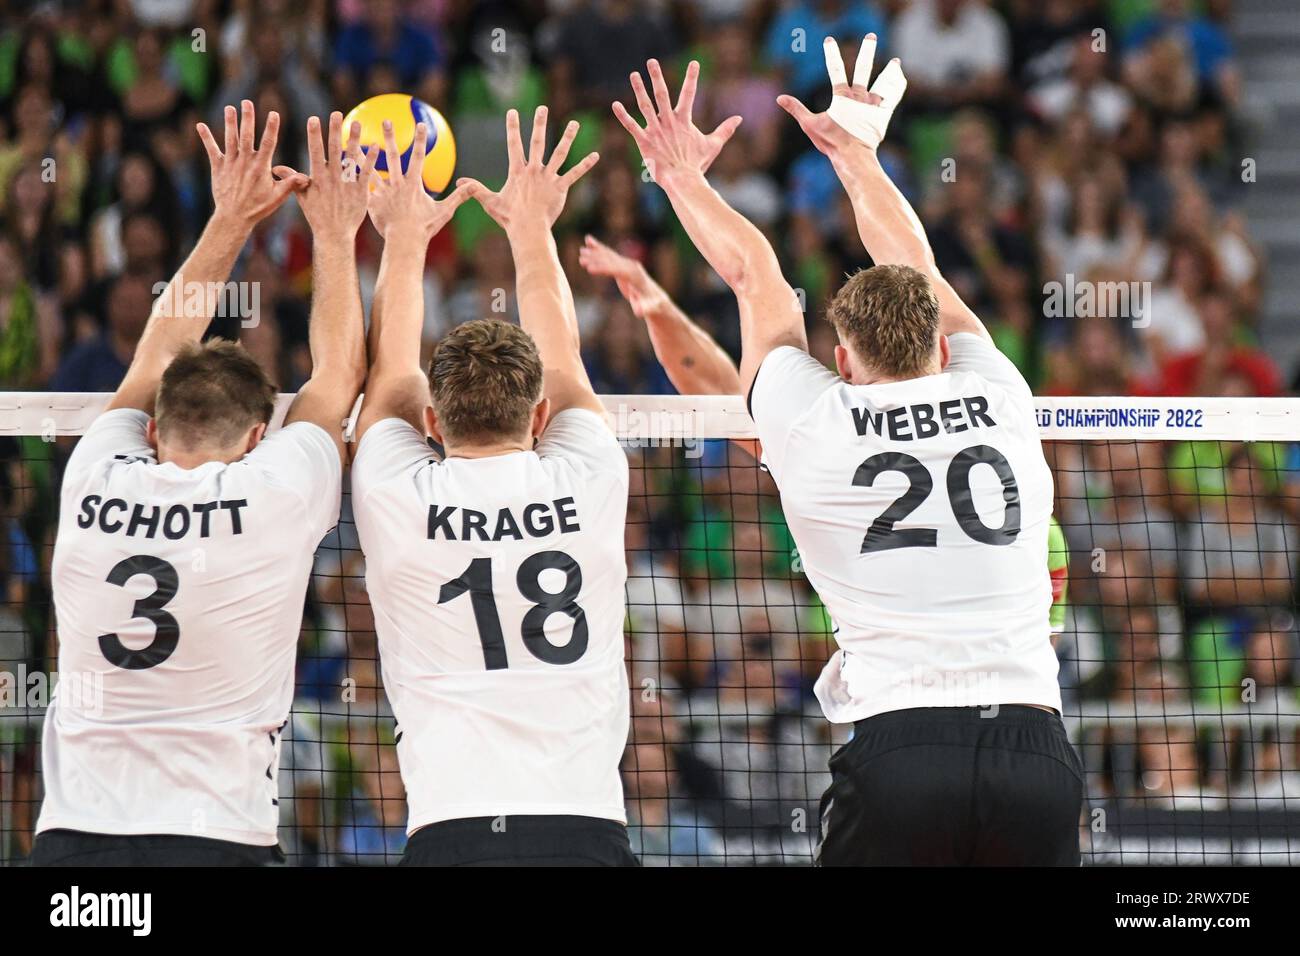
[{"left": 1, "top": 392, "right": 1298, "bottom": 865}]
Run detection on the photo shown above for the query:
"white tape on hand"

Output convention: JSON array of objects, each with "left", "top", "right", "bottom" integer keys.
[
  {"left": 824, "top": 36, "right": 907, "bottom": 150},
  {"left": 822, "top": 37, "right": 848, "bottom": 88},
  {"left": 852, "top": 34, "right": 877, "bottom": 89}
]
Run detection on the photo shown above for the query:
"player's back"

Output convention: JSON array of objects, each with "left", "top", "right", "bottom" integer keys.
[
  {"left": 750, "top": 334, "right": 1060, "bottom": 721},
  {"left": 350, "top": 409, "right": 630, "bottom": 830},
  {"left": 41, "top": 409, "right": 341, "bottom": 844}
]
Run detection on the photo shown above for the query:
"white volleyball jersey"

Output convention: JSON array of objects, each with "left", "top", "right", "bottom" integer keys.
[
  {"left": 749, "top": 334, "right": 1061, "bottom": 722},
  {"left": 350, "top": 410, "right": 630, "bottom": 832},
  {"left": 39, "top": 408, "right": 341, "bottom": 845}
]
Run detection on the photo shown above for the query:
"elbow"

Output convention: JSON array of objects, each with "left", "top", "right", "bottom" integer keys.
[
  {"left": 721, "top": 266, "right": 750, "bottom": 293},
  {"left": 725, "top": 245, "right": 778, "bottom": 297},
  {"left": 344, "top": 363, "right": 369, "bottom": 395}
]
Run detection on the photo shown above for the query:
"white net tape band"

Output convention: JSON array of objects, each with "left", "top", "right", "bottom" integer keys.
[{"left": 4, "top": 393, "right": 1300, "bottom": 442}]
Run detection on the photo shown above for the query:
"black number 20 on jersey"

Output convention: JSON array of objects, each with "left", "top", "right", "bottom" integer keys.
[{"left": 854, "top": 444, "right": 1021, "bottom": 554}]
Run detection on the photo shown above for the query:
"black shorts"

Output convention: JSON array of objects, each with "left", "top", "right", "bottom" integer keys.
[
  {"left": 817, "top": 705, "right": 1083, "bottom": 866},
  {"left": 402, "top": 815, "right": 639, "bottom": 867},
  {"left": 30, "top": 829, "right": 284, "bottom": 867}
]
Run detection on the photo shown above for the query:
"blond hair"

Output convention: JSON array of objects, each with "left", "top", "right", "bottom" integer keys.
[{"left": 826, "top": 265, "right": 940, "bottom": 378}]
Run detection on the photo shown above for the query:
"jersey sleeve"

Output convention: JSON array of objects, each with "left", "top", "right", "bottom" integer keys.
[
  {"left": 536, "top": 408, "right": 628, "bottom": 486},
  {"left": 748, "top": 346, "right": 839, "bottom": 478},
  {"left": 242, "top": 421, "right": 344, "bottom": 541},
  {"left": 350, "top": 417, "right": 438, "bottom": 506},
  {"left": 65, "top": 408, "right": 154, "bottom": 486},
  {"left": 946, "top": 333, "right": 1034, "bottom": 406}
]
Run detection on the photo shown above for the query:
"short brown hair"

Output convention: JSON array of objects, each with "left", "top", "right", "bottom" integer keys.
[
  {"left": 826, "top": 265, "right": 940, "bottom": 378},
  {"left": 428, "top": 319, "right": 543, "bottom": 444},
  {"left": 155, "top": 340, "right": 276, "bottom": 449}
]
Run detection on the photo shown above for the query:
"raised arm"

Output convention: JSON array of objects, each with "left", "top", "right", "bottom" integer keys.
[
  {"left": 777, "top": 35, "right": 988, "bottom": 342},
  {"left": 458, "top": 107, "right": 602, "bottom": 417},
  {"left": 107, "top": 101, "right": 306, "bottom": 413},
  {"left": 355, "top": 120, "right": 473, "bottom": 442},
  {"left": 578, "top": 234, "right": 741, "bottom": 396},
  {"left": 283, "top": 112, "right": 380, "bottom": 461},
  {"left": 613, "top": 60, "right": 804, "bottom": 396},
  {"left": 578, "top": 233, "right": 760, "bottom": 458}
]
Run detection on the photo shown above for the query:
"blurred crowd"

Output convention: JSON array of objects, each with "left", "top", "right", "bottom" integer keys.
[{"left": 1, "top": 0, "right": 1298, "bottom": 864}]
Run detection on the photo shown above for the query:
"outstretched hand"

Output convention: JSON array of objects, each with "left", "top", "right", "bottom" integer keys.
[
  {"left": 196, "top": 100, "right": 308, "bottom": 228},
  {"left": 577, "top": 235, "right": 667, "bottom": 319},
  {"left": 776, "top": 34, "right": 906, "bottom": 158},
  {"left": 612, "top": 59, "right": 742, "bottom": 185},
  {"left": 457, "top": 106, "right": 599, "bottom": 236},
  {"left": 296, "top": 112, "right": 380, "bottom": 239},
  {"left": 367, "top": 119, "right": 474, "bottom": 242}
]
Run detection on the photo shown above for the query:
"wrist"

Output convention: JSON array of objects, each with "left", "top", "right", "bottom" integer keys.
[
  {"left": 209, "top": 206, "right": 256, "bottom": 239},
  {"left": 504, "top": 219, "right": 554, "bottom": 245},
  {"left": 655, "top": 165, "right": 706, "bottom": 192},
  {"left": 829, "top": 140, "right": 879, "bottom": 177},
  {"left": 380, "top": 229, "right": 431, "bottom": 257},
  {"left": 639, "top": 293, "right": 673, "bottom": 324},
  {"left": 635, "top": 271, "right": 667, "bottom": 309},
  {"left": 313, "top": 229, "right": 358, "bottom": 253}
]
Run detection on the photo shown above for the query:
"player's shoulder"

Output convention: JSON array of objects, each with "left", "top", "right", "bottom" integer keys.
[
  {"left": 749, "top": 347, "right": 843, "bottom": 442},
  {"left": 747, "top": 347, "right": 849, "bottom": 478},
  {"left": 249, "top": 419, "right": 337, "bottom": 463},
  {"left": 61, "top": 408, "right": 157, "bottom": 500},
  {"left": 353, "top": 416, "right": 437, "bottom": 463},
  {"left": 749, "top": 346, "right": 840, "bottom": 420},
  {"left": 237, "top": 420, "right": 341, "bottom": 488},
  {"left": 198, "top": 422, "right": 345, "bottom": 540},
  {"left": 538, "top": 407, "right": 617, "bottom": 446},
  {"left": 536, "top": 407, "right": 628, "bottom": 481},
  {"left": 351, "top": 417, "right": 441, "bottom": 507},
  {"left": 945, "top": 333, "right": 1034, "bottom": 398},
  {"left": 66, "top": 407, "right": 153, "bottom": 463}
]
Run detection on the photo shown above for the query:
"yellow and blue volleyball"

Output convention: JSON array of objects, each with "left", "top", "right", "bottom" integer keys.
[{"left": 343, "top": 93, "right": 456, "bottom": 194}]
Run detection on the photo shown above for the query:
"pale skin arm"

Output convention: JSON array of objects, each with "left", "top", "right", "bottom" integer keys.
[
  {"left": 577, "top": 234, "right": 740, "bottom": 396},
  {"left": 283, "top": 111, "right": 380, "bottom": 461},
  {"left": 578, "top": 233, "right": 761, "bottom": 458},
  {"left": 356, "top": 120, "right": 474, "bottom": 442},
  {"left": 107, "top": 101, "right": 307, "bottom": 413},
  {"left": 458, "top": 106, "right": 602, "bottom": 418},
  {"left": 777, "top": 36, "right": 990, "bottom": 342},
  {"left": 613, "top": 59, "right": 804, "bottom": 396}
]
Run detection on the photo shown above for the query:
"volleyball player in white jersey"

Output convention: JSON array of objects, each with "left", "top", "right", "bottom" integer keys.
[
  {"left": 32, "top": 105, "right": 376, "bottom": 866},
  {"left": 583, "top": 236, "right": 1075, "bottom": 643},
  {"left": 613, "top": 45, "right": 1081, "bottom": 865},
  {"left": 350, "top": 109, "right": 636, "bottom": 866}
]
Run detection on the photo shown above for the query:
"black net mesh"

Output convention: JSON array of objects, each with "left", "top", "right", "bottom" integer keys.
[
  {"left": 1051, "top": 435, "right": 1300, "bottom": 864},
  {"left": 2, "top": 423, "right": 1299, "bottom": 865}
]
